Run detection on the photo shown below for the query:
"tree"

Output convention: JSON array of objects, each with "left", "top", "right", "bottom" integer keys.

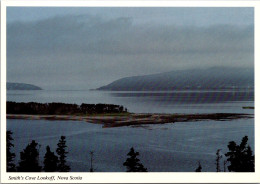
[
  {"left": 216, "top": 149, "right": 222, "bottom": 172},
  {"left": 17, "top": 140, "right": 42, "bottom": 172},
  {"left": 6, "top": 130, "right": 16, "bottom": 172},
  {"left": 56, "top": 136, "right": 70, "bottom": 172},
  {"left": 123, "top": 147, "right": 147, "bottom": 172},
  {"left": 43, "top": 146, "right": 58, "bottom": 172},
  {"left": 195, "top": 161, "right": 202, "bottom": 172},
  {"left": 225, "top": 136, "right": 254, "bottom": 172}
]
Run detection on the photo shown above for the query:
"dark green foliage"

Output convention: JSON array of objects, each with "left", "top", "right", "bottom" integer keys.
[
  {"left": 56, "top": 136, "right": 70, "bottom": 172},
  {"left": 216, "top": 149, "right": 222, "bottom": 172},
  {"left": 17, "top": 140, "right": 42, "bottom": 172},
  {"left": 7, "top": 101, "right": 127, "bottom": 115},
  {"left": 123, "top": 147, "right": 147, "bottom": 172},
  {"left": 195, "top": 161, "right": 202, "bottom": 172},
  {"left": 225, "top": 136, "right": 254, "bottom": 172},
  {"left": 6, "top": 130, "right": 16, "bottom": 172},
  {"left": 43, "top": 146, "right": 58, "bottom": 172}
]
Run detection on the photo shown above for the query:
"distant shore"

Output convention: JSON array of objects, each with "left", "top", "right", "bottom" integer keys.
[{"left": 7, "top": 113, "right": 254, "bottom": 128}]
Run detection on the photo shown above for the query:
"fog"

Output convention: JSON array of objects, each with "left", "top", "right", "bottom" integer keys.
[{"left": 7, "top": 7, "right": 254, "bottom": 90}]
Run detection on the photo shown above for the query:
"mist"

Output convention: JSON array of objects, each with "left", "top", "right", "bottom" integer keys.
[{"left": 7, "top": 8, "right": 254, "bottom": 90}]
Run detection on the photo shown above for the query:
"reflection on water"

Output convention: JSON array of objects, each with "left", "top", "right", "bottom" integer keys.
[
  {"left": 6, "top": 89, "right": 254, "bottom": 172},
  {"left": 7, "top": 89, "right": 254, "bottom": 114}
]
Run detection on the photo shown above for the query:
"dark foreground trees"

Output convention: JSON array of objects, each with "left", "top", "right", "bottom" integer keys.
[
  {"left": 7, "top": 130, "right": 254, "bottom": 172},
  {"left": 225, "top": 136, "right": 254, "bottom": 172},
  {"left": 7, "top": 131, "right": 70, "bottom": 172},
  {"left": 195, "top": 161, "right": 202, "bottom": 172},
  {"left": 43, "top": 146, "right": 58, "bottom": 172},
  {"left": 56, "top": 136, "right": 71, "bottom": 172},
  {"left": 17, "top": 140, "right": 42, "bottom": 172},
  {"left": 123, "top": 147, "right": 147, "bottom": 172},
  {"left": 6, "top": 130, "right": 16, "bottom": 172}
]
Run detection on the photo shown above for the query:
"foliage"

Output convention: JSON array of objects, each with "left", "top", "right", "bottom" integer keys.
[
  {"left": 56, "top": 136, "right": 70, "bottom": 172},
  {"left": 17, "top": 140, "right": 42, "bottom": 172},
  {"left": 225, "top": 136, "right": 254, "bottom": 172},
  {"left": 6, "top": 130, "right": 16, "bottom": 172},
  {"left": 123, "top": 147, "right": 147, "bottom": 172},
  {"left": 7, "top": 101, "right": 127, "bottom": 115},
  {"left": 195, "top": 161, "right": 202, "bottom": 172},
  {"left": 43, "top": 146, "right": 58, "bottom": 172}
]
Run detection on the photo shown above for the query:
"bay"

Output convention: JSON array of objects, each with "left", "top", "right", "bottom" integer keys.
[
  {"left": 7, "top": 89, "right": 254, "bottom": 114},
  {"left": 7, "top": 118, "right": 254, "bottom": 172},
  {"left": 6, "top": 89, "right": 254, "bottom": 172}
]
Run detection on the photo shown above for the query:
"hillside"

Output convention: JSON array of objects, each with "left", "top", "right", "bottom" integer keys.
[
  {"left": 97, "top": 67, "right": 254, "bottom": 91},
  {"left": 7, "top": 82, "right": 42, "bottom": 90}
]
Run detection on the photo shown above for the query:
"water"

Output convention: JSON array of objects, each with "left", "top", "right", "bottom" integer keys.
[
  {"left": 7, "top": 89, "right": 254, "bottom": 114},
  {"left": 7, "top": 119, "right": 254, "bottom": 172},
  {"left": 6, "top": 89, "right": 254, "bottom": 172}
]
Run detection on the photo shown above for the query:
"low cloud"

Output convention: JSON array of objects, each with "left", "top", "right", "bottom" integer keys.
[{"left": 7, "top": 15, "right": 254, "bottom": 89}]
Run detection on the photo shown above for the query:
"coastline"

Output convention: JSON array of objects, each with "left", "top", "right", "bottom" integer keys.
[{"left": 6, "top": 113, "right": 254, "bottom": 128}]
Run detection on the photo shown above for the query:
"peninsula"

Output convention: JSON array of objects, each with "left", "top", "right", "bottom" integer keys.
[{"left": 7, "top": 102, "right": 253, "bottom": 128}]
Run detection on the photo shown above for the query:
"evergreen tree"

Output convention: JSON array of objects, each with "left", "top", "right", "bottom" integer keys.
[
  {"left": 6, "top": 130, "right": 16, "bottom": 172},
  {"left": 215, "top": 149, "right": 222, "bottom": 172},
  {"left": 195, "top": 161, "right": 202, "bottom": 172},
  {"left": 225, "top": 136, "right": 254, "bottom": 172},
  {"left": 56, "top": 136, "right": 70, "bottom": 172},
  {"left": 17, "top": 140, "right": 42, "bottom": 172},
  {"left": 123, "top": 147, "right": 147, "bottom": 172},
  {"left": 43, "top": 146, "right": 58, "bottom": 172}
]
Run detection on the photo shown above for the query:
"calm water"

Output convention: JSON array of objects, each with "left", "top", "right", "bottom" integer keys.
[
  {"left": 7, "top": 89, "right": 254, "bottom": 172},
  {"left": 7, "top": 119, "right": 254, "bottom": 172},
  {"left": 7, "top": 89, "right": 254, "bottom": 113}
]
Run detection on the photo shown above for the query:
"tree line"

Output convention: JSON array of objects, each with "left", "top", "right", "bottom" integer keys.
[
  {"left": 195, "top": 136, "right": 254, "bottom": 172},
  {"left": 7, "top": 131, "right": 70, "bottom": 172},
  {"left": 7, "top": 131, "right": 254, "bottom": 172},
  {"left": 7, "top": 102, "right": 127, "bottom": 115}
]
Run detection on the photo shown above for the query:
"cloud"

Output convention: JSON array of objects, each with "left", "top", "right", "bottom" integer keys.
[{"left": 7, "top": 15, "right": 254, "bottom": 89}]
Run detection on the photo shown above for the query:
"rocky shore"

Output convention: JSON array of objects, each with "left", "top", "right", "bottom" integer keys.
[{"left": 7, "top": 113, "right": 253, "bottom": 128}]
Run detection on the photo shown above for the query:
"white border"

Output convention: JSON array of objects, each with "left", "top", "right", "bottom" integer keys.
[{"left": 1, "top": 1, "right": 259, "bottom": 183}]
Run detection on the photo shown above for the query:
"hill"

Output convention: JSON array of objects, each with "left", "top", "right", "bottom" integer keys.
[
  {"left": 7, "top": 82, "right": 42, "bottom": 90},
  {"left": 97, "top": 67, "right": 254, "bottom": 91}
]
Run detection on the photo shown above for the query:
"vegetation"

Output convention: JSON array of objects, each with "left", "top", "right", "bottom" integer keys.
[
  {"left": 43, "top": 146, "right": 58, "bottom": 172},
  {"left": 195, "top": 161, "right": 202, "bottom": 172},
  {"left": 8, "top": 131, "right": 71, "bottom": 172},
  {"left": 7, "top": 130, "right": 254, "bottom": 172},
  {"left": 242, "top": 106, "right": 254, "bottom": 109},
  {"left": 17, "top": 140, "right": 42, "bottom": 172},
  {"left": 7, "top": 101, "right": 127, "bottom": 115},
  {"left": 56, "top": 136, "right": 71, "bottom": 172},
  {"left": 6, "top": 130, "right": 16, "bottom": 172},
  {"left": 225, "top": 136, "right": 254, "bottom": 172},
  {"left": 123, "top": 147, "right": 147, "bottom": 172}
]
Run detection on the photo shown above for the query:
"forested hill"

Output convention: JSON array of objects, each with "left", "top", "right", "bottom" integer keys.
[
  {"left": 7, "top": 82, "right": 42, "bottom": 90},
  {"left": 97, "top": 67, "right": 254, "bottom": 91}
]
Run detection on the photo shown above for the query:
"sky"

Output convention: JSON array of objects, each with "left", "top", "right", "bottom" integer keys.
[{"left": 7, "top": 7, "right": 254, "bottom": 90}]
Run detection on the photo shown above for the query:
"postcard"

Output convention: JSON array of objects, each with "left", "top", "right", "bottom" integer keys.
[{"left": 1, "top": 0, "right": 259, "bottom": 183}]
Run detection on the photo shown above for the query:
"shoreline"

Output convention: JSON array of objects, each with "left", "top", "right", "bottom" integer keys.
[{"left": 7, "top": 113, "right": 254, "bottom": 128}]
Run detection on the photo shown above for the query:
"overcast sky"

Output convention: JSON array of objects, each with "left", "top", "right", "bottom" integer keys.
[{"left": 7, "top": 7, "right": 254, "bottom": 90}]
